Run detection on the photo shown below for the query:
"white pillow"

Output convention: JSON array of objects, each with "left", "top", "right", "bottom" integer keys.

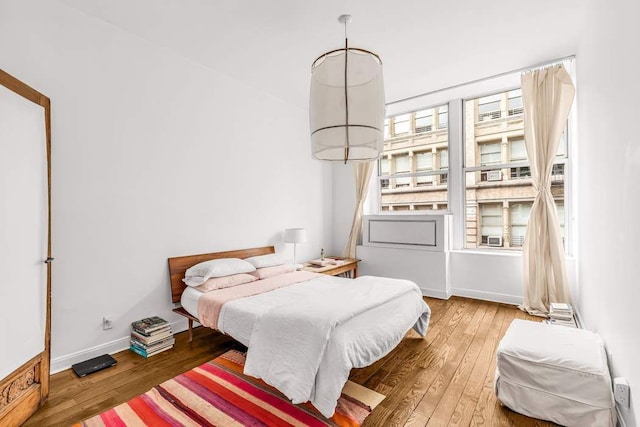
[
  {"left": 244, "top": 253, "right": 286, "bottom": 269},
  {"left": 182, "top": 258, "right": 255, "bottom": 287}
]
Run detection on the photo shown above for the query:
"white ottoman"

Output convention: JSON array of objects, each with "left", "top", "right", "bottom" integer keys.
[{"left": 495, "top": 319, "right": 616, "bottom": 427}]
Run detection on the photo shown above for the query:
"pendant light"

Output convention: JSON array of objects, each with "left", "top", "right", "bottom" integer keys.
[{"left": 310, "top": 14, "right": 385, "bottom": 163}]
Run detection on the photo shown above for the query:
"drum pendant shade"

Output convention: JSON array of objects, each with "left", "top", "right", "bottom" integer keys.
[{"left": 310, "top": 16, "right": 385, "bottom": 163}]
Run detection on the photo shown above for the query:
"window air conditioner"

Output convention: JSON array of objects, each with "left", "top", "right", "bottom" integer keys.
[
  {"left": 487, "top": 236, "right": 503, "bottom": 247},
  {"left": 487, "top": 170, "right": 502, "bottom": 181}
]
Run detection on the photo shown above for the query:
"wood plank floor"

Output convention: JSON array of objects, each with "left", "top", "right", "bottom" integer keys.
[{"left": 25, "top": 296, "right": 556, "bottom": 426}]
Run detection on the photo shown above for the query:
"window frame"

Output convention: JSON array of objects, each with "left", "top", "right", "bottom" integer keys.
[
  {"left": 461, "top": 86, "right": 570, "bottom": 252},
  {"left": 376, "top": 101, "right": 450, "bottom": 212},
  {"left": 370, "top": 58, "right": 574, "bottom": 256}
]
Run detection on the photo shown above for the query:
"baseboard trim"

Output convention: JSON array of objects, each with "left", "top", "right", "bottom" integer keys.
[
  {"left": 573, "top": 308, "right": 584, "bottom": 329},
  {"left": 420, "top": 287, "right": 452, "bottom": 300},
  {"left": 451, "top": 287, "right": 522, "bottom": 305},
  {"left": 50, "top": 319, "right": 188, "bottom": 374},
  {"left": 616, "top": 403, "right": 628, "bottom": 427}
]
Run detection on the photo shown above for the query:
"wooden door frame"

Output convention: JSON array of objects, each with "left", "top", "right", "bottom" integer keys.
[{"left": 0, "top": 69, "right": 52, "bottom": 426}]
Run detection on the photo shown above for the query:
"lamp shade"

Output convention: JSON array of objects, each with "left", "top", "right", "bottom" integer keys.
[
  {"left": 310, "top": 48, "right": 385, "bottom": 162},
  {"left": 283, "top": 228, "right": 307, "bottom": 244}
]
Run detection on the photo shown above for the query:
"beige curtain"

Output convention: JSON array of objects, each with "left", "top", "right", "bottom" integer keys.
[
  {"left": 343, "top": 161, "right": 375, "bottom": 258},
  {"left": 520, "top": 65, "right": 575, "bottom": 316}
]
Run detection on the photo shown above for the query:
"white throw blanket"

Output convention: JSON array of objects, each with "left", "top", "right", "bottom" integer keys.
[{"left": 243, "top": 275, "right": 429, "bottom": 417}]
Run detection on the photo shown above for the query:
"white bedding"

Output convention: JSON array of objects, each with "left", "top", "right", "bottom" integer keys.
[{"left": 181, "top": 274, "right": 430, "bottom": 417}]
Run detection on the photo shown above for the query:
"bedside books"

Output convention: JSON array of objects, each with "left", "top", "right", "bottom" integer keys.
[
  {"left": 545, "top": 303, "right": 577, "bottom": 328},
  {"left": 307, "top": 258, "right": 345, "bottom": 267},
  {"left": 130, "top": 316, "right": 174, "bottom": 358},
  {"left": 549, "top": 302, "right": 574, "bottom": 320},
  {"left": 544, "top": 317, "right": 577, "bottom": 328}
]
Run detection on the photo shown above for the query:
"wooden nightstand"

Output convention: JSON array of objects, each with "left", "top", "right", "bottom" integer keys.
[{"left": 301, "top": 257, "right": 360, "bottom": 278}]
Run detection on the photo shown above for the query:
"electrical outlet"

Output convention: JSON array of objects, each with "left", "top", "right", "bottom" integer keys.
[
  {"left": 614, "top": 377, "right": 630, "bottom": 407},
  {"left": 102, "top": 316, "right": 113, "bottom": 330}
]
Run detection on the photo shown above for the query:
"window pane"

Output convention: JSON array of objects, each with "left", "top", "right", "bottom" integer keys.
[
  {"left": 439, "top": 149, "right": 448, "bottom": 169},
  {"left": 510, "top": 202, "right": 532, "bottom": 247},
  {"left": 394, "top": 114, "right": 411, "bottom": 135},
  {"left": 416, "top": 152, "right": 433, "bottom": 186},
  {"left": 416, "top": 152, "right": 433, "bottom": 170},
  {"left": 508, "top": 89, "right": 523, "bottom": 115},
  {"left": 480, "top": 142, "right": 501, "bottom": 165},
  {"left": 465, "top": 169, "right": 564, "bottom": 249},
  {"left": 380, "top": 157, "right": 390, "bottom": 175},
  {"left": 510, "top": 139, "right": 526, "bottom": 161},
  {"left": 437, "top": 105, "right": 448, "bottom": 129},
  {"left": 478, "top": 94, "right": 501, "bottom": 121},
  {"left": 510, "top": 166, "right": 531, "bottom": 179},
  {"left": 395, "top": 155, "right": 410, "bottom": 172},
  {"left": 379, "top": 103, "right": 449, "bottom": 211},
  {"left": 480, "top": 204, "right": 503, "bottom": 242},
  {"left": 415, "top": 109, "right": 433, "bottom": 133}
]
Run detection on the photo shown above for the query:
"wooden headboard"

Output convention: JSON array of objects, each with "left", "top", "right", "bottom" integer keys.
[{"left": 168, "top": 246, "right": 275, "bottom": 303}]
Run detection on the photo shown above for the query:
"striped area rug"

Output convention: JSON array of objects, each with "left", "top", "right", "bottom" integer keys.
[{"left": 74, "top": 349, "right": 385, "bottom": 426}]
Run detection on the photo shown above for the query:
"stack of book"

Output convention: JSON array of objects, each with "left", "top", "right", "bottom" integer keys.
[
  {"left": 545, "top": 302, "right": 577, "bottom": 328},
  {"left": 307, "top": 257, "right": 345, "bottom": 267},
  {"left": 130, "top": 316, "right": 175, "bottom": 358}
]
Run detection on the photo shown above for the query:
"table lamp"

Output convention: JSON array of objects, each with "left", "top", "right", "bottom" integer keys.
[{"left": 284, "top": 228, "right": 307, "bottom": 269}]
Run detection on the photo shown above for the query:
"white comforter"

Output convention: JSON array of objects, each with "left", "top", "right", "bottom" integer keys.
[{"left": 235, "top": 275, "right": 430, "bottom": 417}]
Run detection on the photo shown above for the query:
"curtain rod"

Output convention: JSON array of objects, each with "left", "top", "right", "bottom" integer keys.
[{"left": 386, "top": 54, "right": 576, "bottom": 106}]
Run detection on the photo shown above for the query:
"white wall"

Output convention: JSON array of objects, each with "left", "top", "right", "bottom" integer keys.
[
  {"left": 576, "top": 0, "right": 640, "bottom": 424},
  {"left": 0, "top": 0, "right": 333, "bottom": 371},
  {"left": 331, "top": 163, "right": 355, "bottom": 256}
]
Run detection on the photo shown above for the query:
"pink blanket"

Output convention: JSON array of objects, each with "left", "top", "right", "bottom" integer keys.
[{"left": 197, "top": 270, "right": 323, "bottom": 329}]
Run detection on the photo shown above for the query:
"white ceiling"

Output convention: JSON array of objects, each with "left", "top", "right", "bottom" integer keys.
[{"left": 58, "top": 0, "right": 587, "bottom": 109}]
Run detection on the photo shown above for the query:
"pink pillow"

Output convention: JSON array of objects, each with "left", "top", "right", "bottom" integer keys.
[
  {"left": 194, "top": 273, "right": 257, "bottom": 292},
  {"left": 250, "top": 264, "right": 295, "bottom": 280}
]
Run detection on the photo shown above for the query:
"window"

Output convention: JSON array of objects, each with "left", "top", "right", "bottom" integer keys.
[
  {"left": 508, "top": 89, "right": 523, "bottom": 116},
  {"left": 509, "top": 138, "right": 530, "bottom": 178},
  {"left": 416, "top": 152, "right": 433, "bottom": 186},
  {"left": 480, "top": 142, "right": 501, "bottom": 165},
  {"left": 393, "top": 114, "right": 411, "bottom": 136},
  {"left": 478, "top": 94, "right": 501, "bottom": 121},
  {"left": 510, "top": 202, "right": 531, "bottom": 247},
  {"left": 480, "top": 204, "right": 503, "bottom": 245},
  {"left": 439, "top": 149, "right": 448, "bottom": 184},
  {"left": 479, "top": 142, "right": 501, "bottom": 181},
  {"left": 394, "top": 155, "right": 411, "bottom": 187},
  {"left": 371, "top": 61, "right": 573, "bottom": 254},
  {"left": 509, "top": 139, "right": 526, "bottom": 161},
  {"left": 415, "top": 109, "right": 434, "bottom": 133},
  {"left": 378, "top": 104, "right": 449, "bottom": 212},
  {"left": 438, "top": 105, "right": 448, "bottom": 129},
  {"left": 464, "top": 88, "right": 568, "bottom": 250},
  {"left": 380, "top": 157, "right": 390, "bottom": 189}
]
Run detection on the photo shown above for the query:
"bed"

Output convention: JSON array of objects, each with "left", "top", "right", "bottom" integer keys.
[{"left": 168, "top": 246, "right": 431, "bottom": 417}]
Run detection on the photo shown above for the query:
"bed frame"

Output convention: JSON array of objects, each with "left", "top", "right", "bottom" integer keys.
[{"left": 167, "top": 245, "right": 275, "bottom": 341}]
